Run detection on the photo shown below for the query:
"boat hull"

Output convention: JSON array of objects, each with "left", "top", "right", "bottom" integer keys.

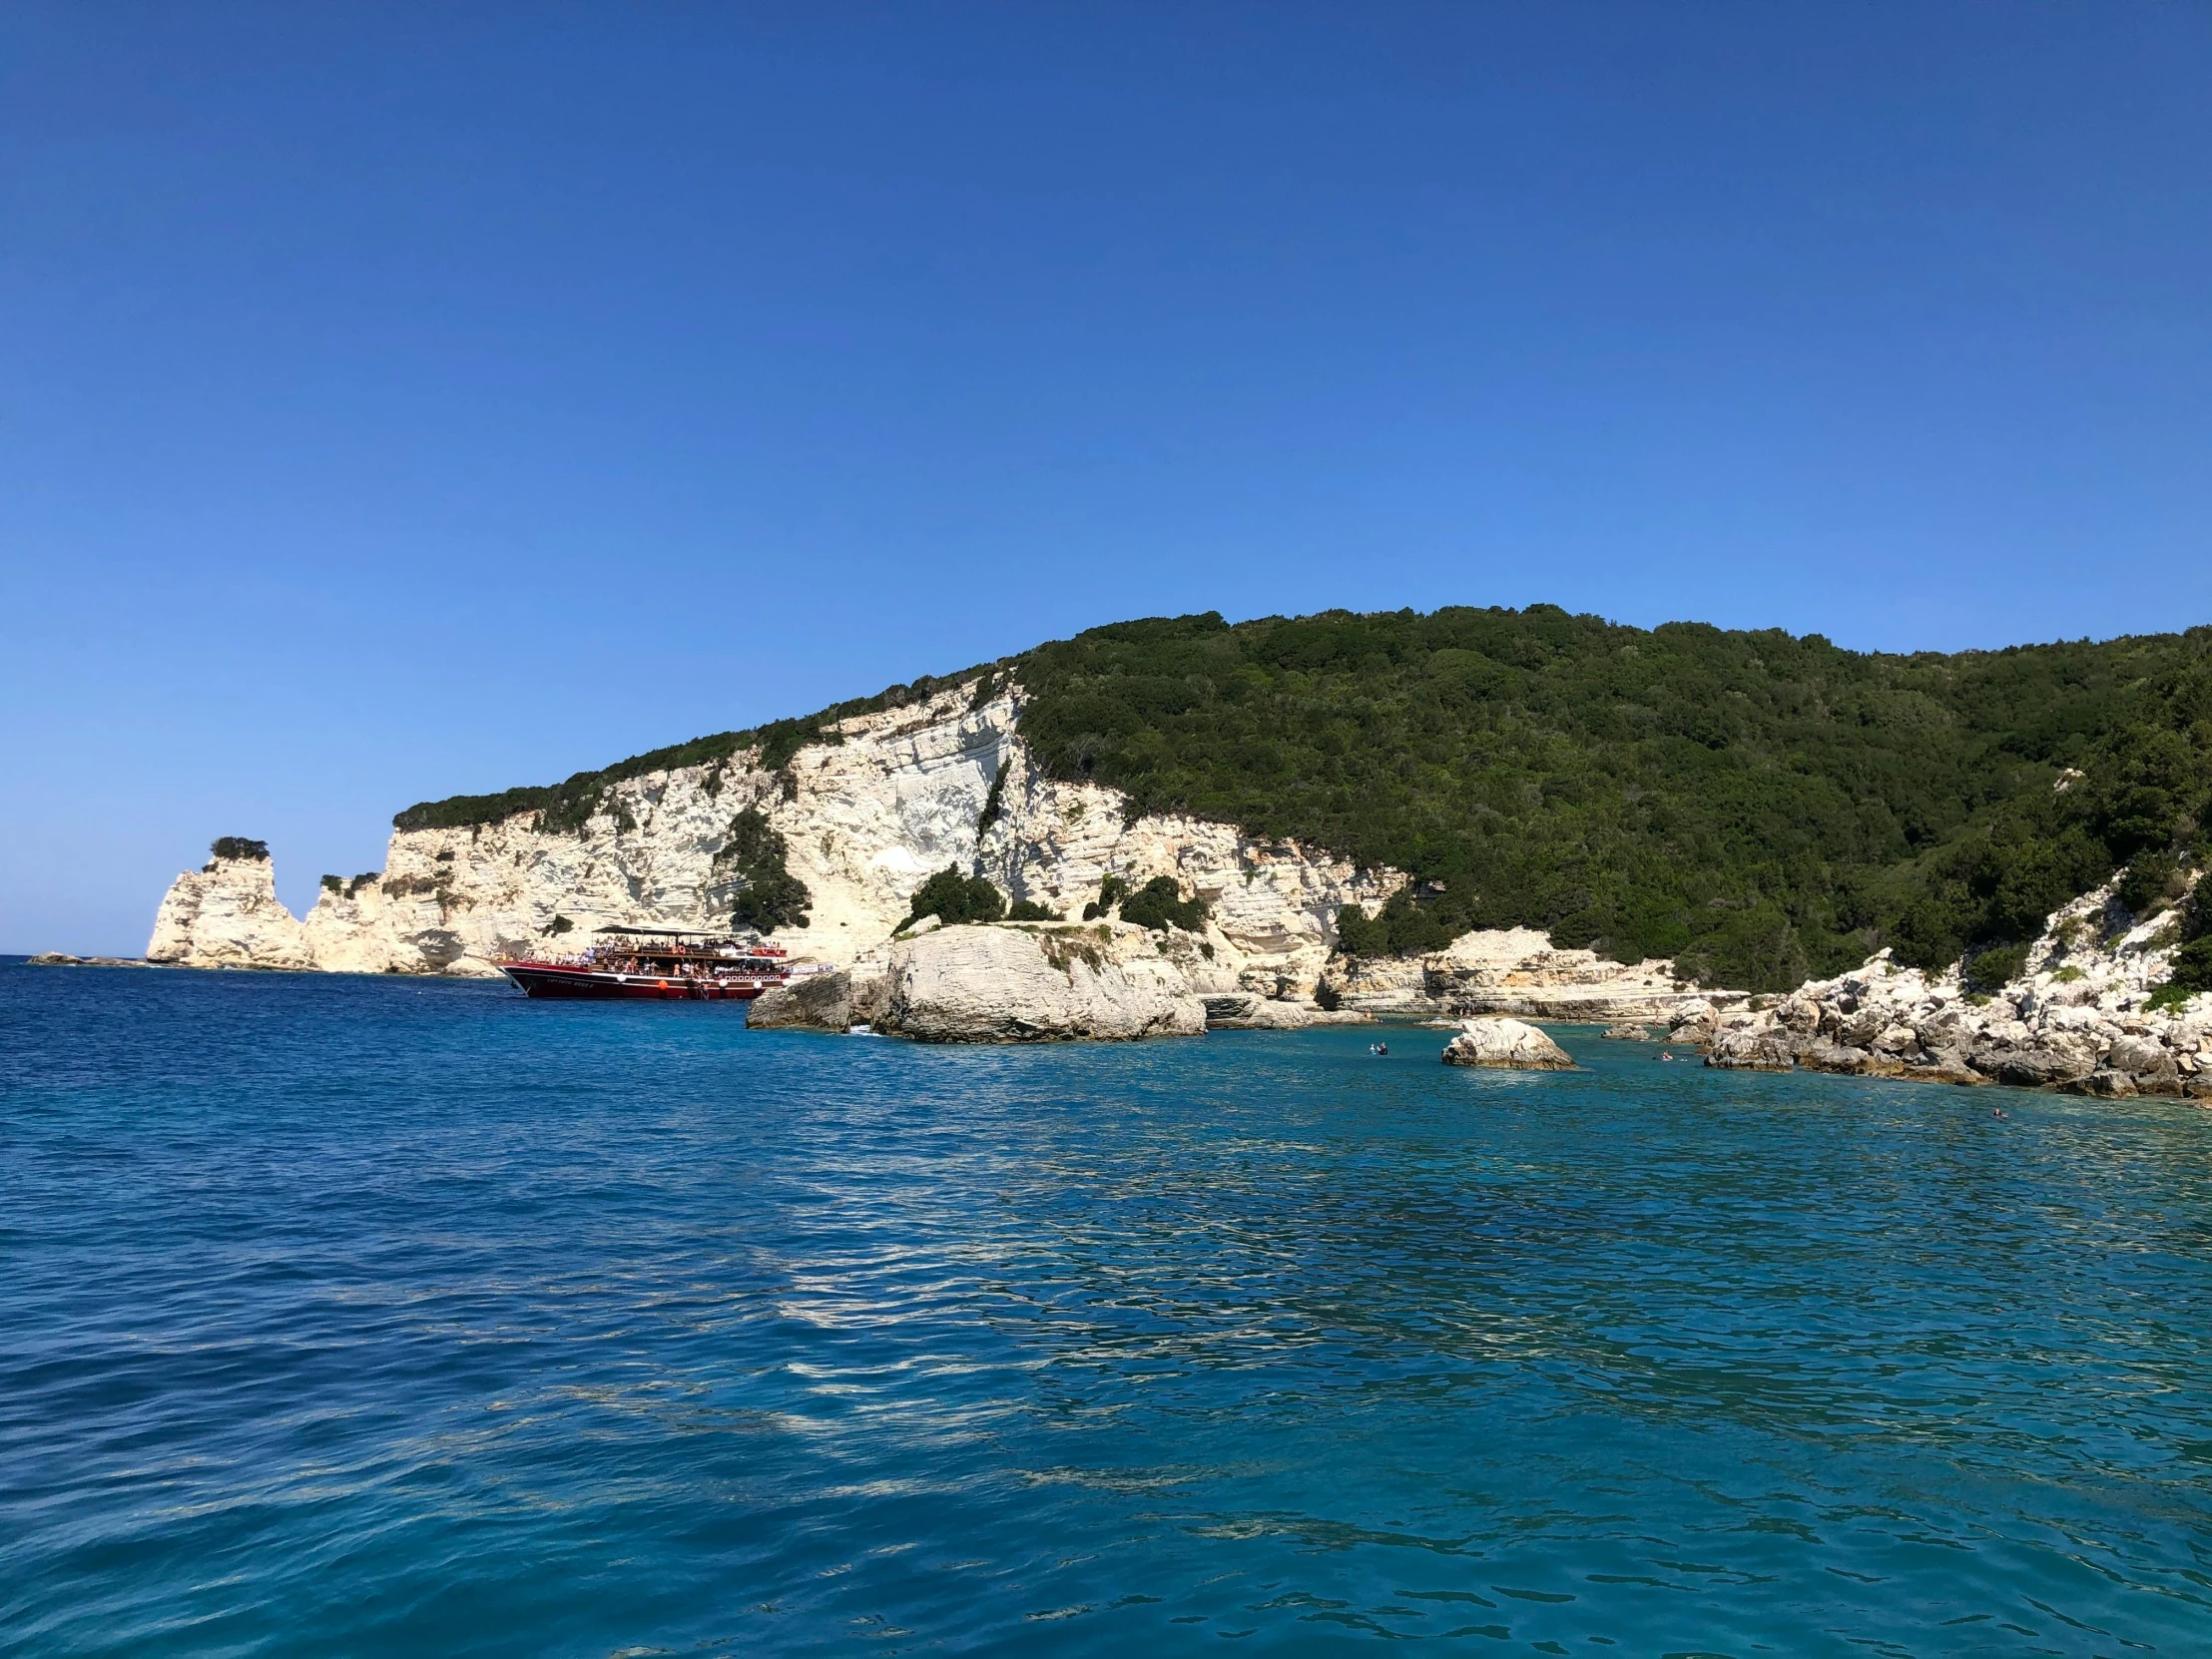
[{"left": 498, "top": 962, "right": 775, "bottom": 1001}]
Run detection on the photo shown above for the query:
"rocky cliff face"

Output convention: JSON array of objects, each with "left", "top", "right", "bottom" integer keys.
[{"left": 147, "top": 682, "right": 1397, "bottom": 989}]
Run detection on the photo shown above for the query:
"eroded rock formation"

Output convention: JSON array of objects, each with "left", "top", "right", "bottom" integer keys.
[
  {"left": 147, "top": 850, "right": 312, "bottom": 970},
  {"left": 134, "top": 671, "right": 2212, "bottom": 1082},
  {"left": 1441, "top": 1016, "right": 1576, "bottom": 1070},
  {"left": 745, "top": 969, "right": 854, "bottom": 1032}
]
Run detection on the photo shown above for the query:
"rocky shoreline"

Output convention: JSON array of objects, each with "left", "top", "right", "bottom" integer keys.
[
  {"left": 747, "top": 920, "right": 1378, "bottom": 1041},
  {"left": 1680, "top": 874, "right": 2211, "bottom": 1099},
  {"left": 76, "top": 664, "right": 2211, "bottom": 1085},
  {"left": 124, "top": 673, "right": 1719, "bottom": 1040},
  {"left": 1318, "top": 925, "right": 1732, "bottom": 1024}
]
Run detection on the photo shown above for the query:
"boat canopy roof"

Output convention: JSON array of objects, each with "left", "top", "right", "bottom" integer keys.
[{"left": 597, "top": 925, "right": 742, "bottom": 938}]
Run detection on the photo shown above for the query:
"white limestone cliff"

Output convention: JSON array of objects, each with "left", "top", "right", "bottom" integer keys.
[
  {"left": 147, "top": 852, "right": 312, "bottom": 970},
  {"left": 866, "top": 922, "right": 1207, "bottom": 1043},
  {"left": 139, "top": 672, "right": 2208, "bottom": 1086},
  {"left": 145, "top": 682, "right": 1397, "bottom": 990}
]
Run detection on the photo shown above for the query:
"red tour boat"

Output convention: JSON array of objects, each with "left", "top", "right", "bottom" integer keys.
[{"left": 497, "top": 926, "right": 826, "bottom": 1001}]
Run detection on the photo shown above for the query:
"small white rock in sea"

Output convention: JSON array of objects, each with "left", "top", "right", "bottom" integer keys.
[{"left": 1441, "top": 1017, "right": 1576, "bottom": 1071}]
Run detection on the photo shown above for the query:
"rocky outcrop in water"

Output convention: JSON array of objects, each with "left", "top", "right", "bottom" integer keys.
[
  {"left": 147, "top": 850, "right": 313, "bottom": 970},
  {"left": 1441, "top": 1017, "right": 1576, "bottom": 1070},
  {"left": 867, "top": 922, "right": 1206, "bottom": 1043},
  {"left": 133, "top": 678, "right": 1749, "bottom": 1035},
  {"left": 133, "top": 674, "right": 2212, "bottom": 1083},
  {"left": 746, "top": 970, "right": 854, "bottom": 1032}
]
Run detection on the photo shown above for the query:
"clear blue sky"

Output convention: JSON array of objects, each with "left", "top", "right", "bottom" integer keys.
[{"left": 4, "top": 3, "right": 2208, "bottom": 954}]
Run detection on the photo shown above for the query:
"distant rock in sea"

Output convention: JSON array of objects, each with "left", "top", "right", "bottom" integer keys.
[{"left": 1441, "top": 1016, "right": 1576, "bottom": 1071}]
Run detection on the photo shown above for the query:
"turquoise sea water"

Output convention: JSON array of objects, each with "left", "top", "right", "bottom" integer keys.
[{"left": 3, "top": 962, "right": 2210, "bottom": 1657}]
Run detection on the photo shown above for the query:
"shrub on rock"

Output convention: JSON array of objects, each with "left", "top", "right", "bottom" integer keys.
[
  {"left": 1119, "top": 875, "right": 1207, "bottom": 932},
  {"left": 901, "top": 866, "right": 1006, "bottom": 931}
]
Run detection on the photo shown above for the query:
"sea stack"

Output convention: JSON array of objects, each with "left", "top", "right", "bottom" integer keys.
[{"left": 1441, "top": 1016, "right": 1577, "bottom": 1070}]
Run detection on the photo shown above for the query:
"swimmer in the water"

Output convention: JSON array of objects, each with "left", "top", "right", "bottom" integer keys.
[{"left": 1658, "top": 1050, "right": 1674, "bottom": 1062}]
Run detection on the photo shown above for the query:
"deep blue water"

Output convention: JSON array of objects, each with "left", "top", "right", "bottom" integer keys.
[{"left": 3, "top": 962, "right": 2210, "bottom": 1657}]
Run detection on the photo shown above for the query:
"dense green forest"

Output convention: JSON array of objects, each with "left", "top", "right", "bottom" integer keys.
[
  {"left": 1015, "top": 609, "right": 2212, "bottom": 989},
  {"left": 396, "top": 605, "right": 2212, "bottom": 992}
]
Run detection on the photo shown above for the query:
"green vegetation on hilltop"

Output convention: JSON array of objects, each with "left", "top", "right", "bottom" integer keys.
[{"left": 1012, "top": 608, "right": 2212, "bottom": 990}]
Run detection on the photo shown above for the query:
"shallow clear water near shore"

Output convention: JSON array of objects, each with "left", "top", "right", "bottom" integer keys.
[{"left": 3, "top": 961, "right": 2209, "bottom": 1657}]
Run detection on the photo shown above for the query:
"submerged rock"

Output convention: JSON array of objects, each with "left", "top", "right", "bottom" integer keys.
[
  {"left": 874, "top": 923, "right": 1206, "bottom": 1043},
  {"left": 1601, "top": 1022, "right": 1652, "bottom": 1041},
  {"left": 1440, "top": 1017, "right": 1575, "bottom": 1071},
  {"left": 2060, "top": 1070, "right": 2138, "bottom": 1098}
]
